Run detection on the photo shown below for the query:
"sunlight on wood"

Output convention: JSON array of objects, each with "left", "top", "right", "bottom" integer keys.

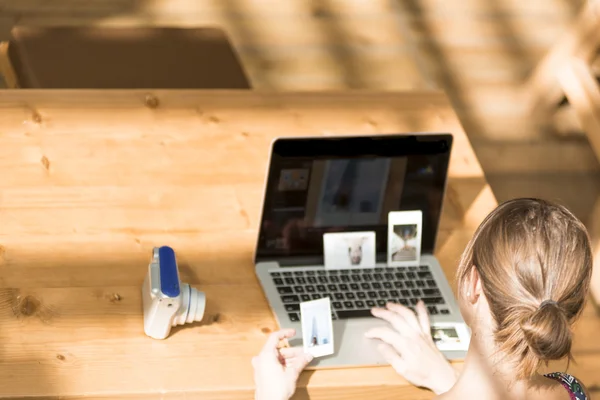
[
  {"left": 461, "top": 185, "right": 496, "bottom": 229},
  {"left": 416, "top": 0, "right": 581, "bottom": 15},
  {"left": 0, "top": 90, "right": 513, "bottom": 399},
  {"left": 527, "top": 0, "right": 600, "bottom": 115},
  {"left": 0, "top": 42, "right": 17, "bottom": 88},
  {"left": 590, "top": 198, "right": 600, "bottom": 305},
  {"left": 558, "top": 60, "right": 600, "bottom": 159},
  {"left": 5, "top": 0, "right": 587, "bottom": 143},
  {"left": 125, "top": 0, "right": 427, "bottom": 90},
  {"left": 0, "top": 0, "right": 598, "bottom": 396}
]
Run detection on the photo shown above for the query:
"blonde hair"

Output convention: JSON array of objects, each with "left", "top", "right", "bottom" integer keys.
[{"left": 456, "top": 198, "right": 593, "bottom": 379}]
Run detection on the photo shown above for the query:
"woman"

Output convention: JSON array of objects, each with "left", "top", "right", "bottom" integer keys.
[{"left": 252, "top": 198, "right": 593, "bottom": 400}]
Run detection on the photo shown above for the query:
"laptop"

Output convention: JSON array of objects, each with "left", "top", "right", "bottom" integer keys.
[{"left": 254, "top": 134, "right": 469, "bottom": 367}]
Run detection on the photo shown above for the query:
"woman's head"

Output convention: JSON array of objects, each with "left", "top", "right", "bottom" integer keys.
[{"left": 457, "top": 198, "right": 593, "bottom": 379}]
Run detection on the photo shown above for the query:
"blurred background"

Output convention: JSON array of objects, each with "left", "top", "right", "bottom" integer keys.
[{"left": 0, "top": 0, "right": 598, "bottom": 224}]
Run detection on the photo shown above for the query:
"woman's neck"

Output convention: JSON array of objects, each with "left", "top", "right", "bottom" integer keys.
[{"left": 447, "top": 323, "right": 530, "bottom": 399}]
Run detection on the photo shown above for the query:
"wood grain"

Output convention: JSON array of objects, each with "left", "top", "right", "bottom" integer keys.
[
  {"left": 0, "top": 90, "right": 493, "bottom": 399},
  {"left": 0, "top": 0, "right": 597, "bottom": 175},
  {"left": 0, "top": 42, "right": 18, "bottom": 88},
  {"left": 473, "top": 139, "right": 599, "bottom": 174},
  {"left": 559, "top": 59, "right": 600, "bottom": 161},
  {"left": 0, "top": 0, "right": 595, "bottom": 395},
  {"left": 0, "top": 90, "right": 597, "bottom": 399},
  {"left": 590, "top": 198, "right": 600, "bottom": 303},
  {"left": 527, "top": 0, "right": 600, "bottom": 116}
]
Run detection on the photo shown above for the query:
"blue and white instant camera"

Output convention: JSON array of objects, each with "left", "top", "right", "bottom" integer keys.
[{"left": 142, "top": 246, "right": 206, "bottom": 339}]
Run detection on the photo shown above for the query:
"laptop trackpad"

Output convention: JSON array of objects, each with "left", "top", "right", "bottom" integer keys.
[{"left": 308, "top": 319, "right": 390, "bottom": 368}]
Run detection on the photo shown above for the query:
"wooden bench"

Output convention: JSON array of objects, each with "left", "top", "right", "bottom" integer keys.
[
  {"left": 0, "top": 26, "right": 251, "bottom": 89},
  {"left": 527, "top": 0, "right": 600, "bottom": 307},
  {"left": 0, "top": 90, "right": 598, "bottom": 399}
]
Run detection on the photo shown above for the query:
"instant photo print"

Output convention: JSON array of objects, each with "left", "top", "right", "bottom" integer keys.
[
  {"left": 387, "top": 210, "right": 423, "bottom": 267},
  {"left": 300, "top": 298, "right": 334, "bottom": 358},
  {"left": 323, "top": 231, "right": 376, "bottom": 269},
  {"left": 430, "top": 323, "right": 470, "bottom": 352}
]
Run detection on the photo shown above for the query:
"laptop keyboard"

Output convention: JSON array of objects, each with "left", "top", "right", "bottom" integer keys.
[{"left": 270, "top": 265, "right": 450, "bottom": 322}]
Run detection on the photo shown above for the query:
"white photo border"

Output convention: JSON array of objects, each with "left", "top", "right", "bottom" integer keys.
[
  {"left": 387, "top": 210, "right": 423, "bottom": 267},
  {"left": 300, "top": 297, "right": 335, "bottom": 358},
  {"left": 430, "top": 322, "right": 471, "bottom": 352},
  {"left": 323, "top": 231, "right": 377, "bottom": 269}
]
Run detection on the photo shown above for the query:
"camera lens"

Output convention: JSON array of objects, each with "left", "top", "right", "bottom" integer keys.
[
  {"left": 187, "top": 286, "right": 206, "bottom": 323},
  {"left": 173, "top": 283, "right": 206, "bottom": 326}
]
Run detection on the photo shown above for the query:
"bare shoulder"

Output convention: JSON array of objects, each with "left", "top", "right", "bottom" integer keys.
[
  {"left": 433, "top": 373, "right": 589, "bottom": 400},
  {"left": 530, "top": 372, "right": 590, "bottom": 400},
  {"left": 529, "top": 384, "right": 575, "bottom": 400}
]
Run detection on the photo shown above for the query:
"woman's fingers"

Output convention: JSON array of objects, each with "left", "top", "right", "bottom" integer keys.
[
  {"left": 377, "top": 343, "right": 408, "bottom": 376},
  {"left": 415, "top": 300, "right": 432, "bottom": 338},
  {"left": 283, "top": 352, "right": 313, "bottom": 380},
  {"left": 279, "top": 346, "right": 305, "bottom": 359},
  {"left": 371, "top": 307, "right": 410, "bottom": 334},
  {"left": 365, "top": 326, "right": 408, "bottom": 353},
  {"left": 385, "top": 302, "right": 421, "bottom": 330},
  {"left": 372, "top": 303, "right": 421, "bottom": 333},
  {"left": 279, "top": 346, "right": 313, "bottom": 371},
  {"left": 289, "top": 352, "right": 314, "bottom": 369},
  {"left": 261, "top": 329, "right": 296, "bottom": 355}
]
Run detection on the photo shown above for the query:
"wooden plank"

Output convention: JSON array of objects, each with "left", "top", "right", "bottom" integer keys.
[
  {"left": 0, "top": 0, "right": 583, "bottom": 19},
  {"left": 7, "top": 3, "right": 577, "bottom": 91},
  {"left": 473, "top": 139, "right": 600, "bottom": 173},
  {"left": 527, "top": 0, "right": 600, "bottom": 115},
  {"left": 9, "top": 14, "right": 417, "bottom": 52},
  {"left": 0, "top": 0, "right": 591, "bottom": 141},
  {"left": 486, "top": 172, "right": 600, "bottom": 223},
  {"left": 423, "top": 49, "right": 538, "bottom": 85},
  {"left": 406, "top": 0, "right": 584, "bottom": 17},
  {"left": 0, "top": 284, "right": 597, "bottom": 399},
  {"left": 7, "top": 14, "right": 427, "bottom": 90},
  {"left": 13, "top": 12, "right": 573, "bottom": 51},
  {"left": 593, "top": 54, "right": 600, "bottom": 75},
  {"left": 0, "top": 283, "right": 597, "bottom": 399},
  {"left": 3, "top": 1, "right": 585, "bottom": 139},
  {"left": 0, "top": 90, "right": 494, "bottom": 399},
  {"left": 0, "top": 42, "right": 18, "bottom": 88},
  {"left": 552, "top": 104, "right": 588, "bottom": 136},
  {"left": 1, "top": 90, "right": 597, "bottom": 399},
  {"left": 0, "top": 91, "right": 481, "bottom": 178},
  {"left": 236, "top": 51, "right": 427, "bottom": 90},
  {"left": 409, "top": 17, "right": 574, "bottom": 50},
  {"left": 559, "top": 59, "right": 600, "bottom": 160},
  {"left": 590, "top": 198, "right": 600, "bottom": 306}
]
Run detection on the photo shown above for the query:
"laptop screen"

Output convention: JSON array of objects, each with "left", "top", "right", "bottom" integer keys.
[{"left": 254, "top": 134, "right": 452, "bottom": 265}]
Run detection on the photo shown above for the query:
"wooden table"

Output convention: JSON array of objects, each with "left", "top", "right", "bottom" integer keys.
[{"left": 0, "top": 90, "right": 594, "bottom": 399}]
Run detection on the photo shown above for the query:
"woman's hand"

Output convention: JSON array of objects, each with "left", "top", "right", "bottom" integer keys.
[
  {"left": 365, "top": 301, "right": 459, "bottom": 395},
  {"left": 252, "top": 328, "right": 313, "bottom": 400}
]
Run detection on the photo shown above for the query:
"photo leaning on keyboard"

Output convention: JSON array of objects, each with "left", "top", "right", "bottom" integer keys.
[{"left": 270, "top": 265, "right": 448, "bottom": 322}]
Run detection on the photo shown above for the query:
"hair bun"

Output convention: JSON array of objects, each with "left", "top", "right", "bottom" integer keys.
[{"left": 521, "top": 301, "right": 572, "bottom": 361}]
